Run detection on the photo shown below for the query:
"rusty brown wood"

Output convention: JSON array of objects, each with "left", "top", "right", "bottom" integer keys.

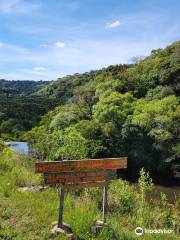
[
  {"left": 35, "top": 158, "right": 127, "bottom": 173},
  {"left": 44, "top": 171, "right": 107, "bottom": 184},
  {"left": 63, "top": 181, "right": 107, "bottom": 190}
]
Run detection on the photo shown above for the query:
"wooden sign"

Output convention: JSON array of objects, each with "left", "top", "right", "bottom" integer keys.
[
  {"left": 36, "top": 158, "right": 127, "bottom": 173},
  {"left": 35, "top": 157, "right": 127, "bottom": 232},
  {"left": 43, "top": 171, "right": 107, "bottom": 184}
]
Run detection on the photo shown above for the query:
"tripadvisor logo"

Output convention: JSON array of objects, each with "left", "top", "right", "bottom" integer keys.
[
  {"left": 135, "top": 227, "right": 174, "bottom": 235},
  {"left": 135, "top": 227, "right": 143, "bottom": 235}
]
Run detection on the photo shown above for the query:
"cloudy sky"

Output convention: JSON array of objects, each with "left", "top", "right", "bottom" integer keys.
[{"left": 0, "top": 0, "right": 179, "bottom": 80}]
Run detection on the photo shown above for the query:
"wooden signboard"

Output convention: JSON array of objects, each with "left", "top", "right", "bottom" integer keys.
[{"left": 35, "top": 157, "right": 127, "bottom": 232}]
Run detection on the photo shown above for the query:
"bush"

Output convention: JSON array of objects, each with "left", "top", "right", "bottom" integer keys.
[
  {"left": 0, "top": 139, "right": 5, "bottom": 152},
  {"left": 109, "top": 179, "right": 136, "bottom": 214},
  {"left": 0, "top": 148, "right": 13, "bottom": 174},
  {"left": 0, "top": 148, "right": 42, "bottom": 188}
]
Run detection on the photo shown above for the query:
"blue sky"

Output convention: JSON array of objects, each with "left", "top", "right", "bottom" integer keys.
[{"left": 0, "top": 0, "right": 179, "bottom": 80}]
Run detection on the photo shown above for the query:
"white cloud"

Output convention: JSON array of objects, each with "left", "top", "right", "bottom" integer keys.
[
  {"left": 40, "top": 44, "right": 48, "bottom": 48},
  {"left": 0, "top": 42, "right": 3, "bottom": 47},
  {"left": 106, "top": 20, "right": 121, "bottom": 29},
  {"left": 1, "top": 69, "right": 63, "bottom": 81},
  {"left": 0, "top": 0, "right": 41, "bottom": 14},
  {"left": 55, "top": 41, "right": 66, "bottom": 48},
  {"left": 33, "top": 67, "right": 47, "bottom": 71},
  {"left": 0, "top": 36, "right": 175, "bottom": 80}
]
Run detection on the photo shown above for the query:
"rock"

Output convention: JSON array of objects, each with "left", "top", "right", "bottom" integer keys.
[
  {"left": 91, "top": 220, "right": 108, "bottom": 234},
  {"left": 19, "top": 186, "right": 48, "bottom": 192},
  {"left": 51, "top": 223, "right": 73, "bottom": 236}
]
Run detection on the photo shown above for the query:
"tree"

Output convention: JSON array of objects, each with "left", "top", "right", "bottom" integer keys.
[
  {"left": 93, "top": 92, "right": 135, "bottom": 156},
  {"left": 50, "top": 104, "right": 84, "bottom": 130},
  {"left": 123, "top": 95, "right": 180, "bottom": 175}
]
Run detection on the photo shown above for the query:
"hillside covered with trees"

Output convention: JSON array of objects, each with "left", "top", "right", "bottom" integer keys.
[
  {"left": 22, "top": 41, "right": 180, "bottom": 179},
  {"left": 0, "top": 80, "right": 62, "bottom": 139},
  {"left": 0, "top": 79, "right": 49, "bottom": 95}
]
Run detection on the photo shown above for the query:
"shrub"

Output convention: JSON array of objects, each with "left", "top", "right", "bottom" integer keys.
[
  {"left": 136, "top": 168, "right": 154, "bottom": 226},
  {"left": 0, "top": 149, "right": 13, "bottom": 174},
  {"left": 109, "top": 179, "right": 136, "bottom": 214},
  {"left": 8, "top": 166, "right": 40, "bottom": 187},
  {"left": 0, "top": 139, "right": 5, "bottom": 152}
]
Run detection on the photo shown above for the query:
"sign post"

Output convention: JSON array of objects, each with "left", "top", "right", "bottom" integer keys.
[
  {"left": 103, "top": 186, "right": 108, "bottom": 223},
  {"left": 58, "top": 187, "right": 65, "bottom": 228},
  {"left": 35, "top": 157, "right": 127, "bottom": 235}
]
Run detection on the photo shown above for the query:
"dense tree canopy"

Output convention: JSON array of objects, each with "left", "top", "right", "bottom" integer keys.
[{"left": 0, "top": 79, "right": 48, "bottom": 95}]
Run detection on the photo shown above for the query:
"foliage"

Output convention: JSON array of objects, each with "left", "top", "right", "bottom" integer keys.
[
  {"left": 0, "top": 94, "right": 61, "bottom": 140},
  {"left": 0, "top": 148, "right": 41, "bottom": 190},
  {"left": 136, "top": 168, "right": 154, "bottom": 225},
  {"left": 0, "top": 139, "right": 5, "bottom": 152},
  {"left": 109, "top": 179, "right": 136, "bottom": 214},
  {"left": 49, "top": 104, "right": 85, "bottom": 130},
  {"left": 27, "top": 126, "right": 94, "bottom": 160},
  {"left": 0, "top": 79, "right": 49, "bottom": 94}
]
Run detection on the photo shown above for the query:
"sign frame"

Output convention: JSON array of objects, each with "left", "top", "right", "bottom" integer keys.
[{"left": 35, "top": 157, "right": 127, "bottom": 231}]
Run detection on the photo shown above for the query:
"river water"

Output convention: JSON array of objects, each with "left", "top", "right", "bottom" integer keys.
[
  {"left": 152, "top": 184, "right": 180, "bottom": 203},
  {"left": 5, "top": 141, "right": 30, "bottom": 154}
]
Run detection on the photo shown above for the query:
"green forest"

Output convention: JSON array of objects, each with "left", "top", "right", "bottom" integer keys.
[
  {"left": 0, "top": 41, "right": 180, "bottom": 240},
  {"left": 0, "top": 41, "right": 180, "bottom": 179}
]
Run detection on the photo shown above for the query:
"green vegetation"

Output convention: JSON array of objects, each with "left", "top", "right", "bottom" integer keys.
[
  {"left": 24, "top": 41, "right": 180, "bottom": 178},
  {"left": 0, "top": 145, "right": 179, "bottom": 240},
  {"left": 0, "top": 87, "right": 61, "bottom": 140},
  {"left": 0, "top": 79, "right": 49, "bottom": 95}
]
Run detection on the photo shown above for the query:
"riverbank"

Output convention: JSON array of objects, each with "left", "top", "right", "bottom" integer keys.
[{"left": 129, "top": 177, "right": 180, "bottom": 204}]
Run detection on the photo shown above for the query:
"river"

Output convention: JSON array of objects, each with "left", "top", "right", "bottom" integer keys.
[
  {"left": 5, "top": 141, "right": 30, "bottom": 154},
  {"left": 152, "top": 184, "right": 180, "bottom": 203}
]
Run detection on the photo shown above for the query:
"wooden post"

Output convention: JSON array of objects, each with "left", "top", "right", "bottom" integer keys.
[
  {"left": 58, "top": 186, "right": 65, "bottom": 228},
  {"left": 102, "top": 185, "right": 108, "bottom": 223}
]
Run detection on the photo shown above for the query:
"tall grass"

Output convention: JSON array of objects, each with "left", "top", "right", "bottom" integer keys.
[{"left": 0, "top": 149, "right": 179, "bottom": 239}]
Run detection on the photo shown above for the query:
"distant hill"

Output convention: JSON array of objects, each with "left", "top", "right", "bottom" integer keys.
[
  {"left": 0, "top": 79, "right": 49, "bottom": 95},
  {"left": 0, "top": 79, "right": 58, "bottom": 140},
  {"left": 37, "top": 42, "right": 180, "bottom": 102},
  {"left": 36, "top": 70, "right": 101, "bottom": 104}
]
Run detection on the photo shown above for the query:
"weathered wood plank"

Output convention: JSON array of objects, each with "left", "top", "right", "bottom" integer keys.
[
  {"left": 64, "top": 181, "right": 107, "bottom": 190},
  {"left": 35, "top": 158, "right": 127, "bottom": 173},
  {"left": 44, "top": 171, "right": 107, "bottom": 184}
]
